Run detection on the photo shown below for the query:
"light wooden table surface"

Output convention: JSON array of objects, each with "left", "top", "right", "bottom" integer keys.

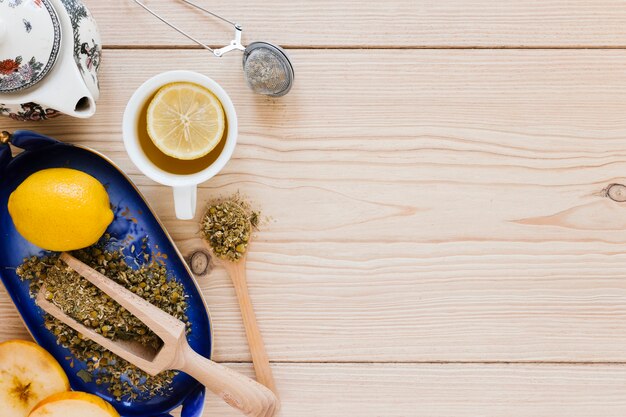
[{"left": 4, "top": 1, "right": 626, "bottom": 415}]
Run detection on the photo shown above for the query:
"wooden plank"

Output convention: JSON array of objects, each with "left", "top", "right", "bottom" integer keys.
[
  {"left": 3, "top": 50, "right": 626, "bottom": 362},
  {"left": 175, "top": 363, "right": 626, "bottom": 417},
  {"left": 89, "top": 0, "right": 626, "bottom": 48}
]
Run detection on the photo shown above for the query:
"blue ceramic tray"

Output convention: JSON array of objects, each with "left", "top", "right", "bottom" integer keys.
[{"left": 0, "top": 131, "right": 211, "bottom": 417}]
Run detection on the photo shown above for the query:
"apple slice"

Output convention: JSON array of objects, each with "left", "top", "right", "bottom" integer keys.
[
  {"left": 29, "top": 392, "right": 119, "bottom": 417},
  {"left": 0, "top": 340, "right": 70, "bottom": 417}
]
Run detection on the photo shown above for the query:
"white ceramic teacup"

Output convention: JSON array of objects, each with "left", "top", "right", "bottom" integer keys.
[{"left": 123, "top": 71, "right": 237, "bottom": 220}]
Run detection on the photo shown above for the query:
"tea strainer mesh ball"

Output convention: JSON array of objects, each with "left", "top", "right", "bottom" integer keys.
[
  {"left": 133, "top": 0, "right": 295, "bottom": 97},
  {"left": 243, "top": 42, "right": 294, "bottom": 97}
]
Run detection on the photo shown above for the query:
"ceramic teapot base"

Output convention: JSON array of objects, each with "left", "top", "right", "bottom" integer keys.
[{"left": 0, "top": 102, "right": 60, "bottom": 122}]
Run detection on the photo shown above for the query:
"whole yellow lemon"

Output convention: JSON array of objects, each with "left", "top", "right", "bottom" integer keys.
[{"left": 8, "top": 168, "right": 114, "bottom": 251}]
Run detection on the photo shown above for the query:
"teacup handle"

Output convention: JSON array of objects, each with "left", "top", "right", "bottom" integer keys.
[{"left": 173, "top": 185, "right": 197, "bottom": 220}]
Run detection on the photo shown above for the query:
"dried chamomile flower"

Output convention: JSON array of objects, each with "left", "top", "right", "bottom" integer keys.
[{"left": 201, "top": 195, "right": 260, "bottom": 262}]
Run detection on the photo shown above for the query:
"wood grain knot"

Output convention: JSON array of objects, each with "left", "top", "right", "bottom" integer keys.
[
  {"left": 605, "top": 184, "right": 626, "bottom": 202},
  {"left": 186, "top": 250, "right": 212, "bottom": 276},
  {"left": 221, "top": 392, "right": 243, "bottom": 410}
]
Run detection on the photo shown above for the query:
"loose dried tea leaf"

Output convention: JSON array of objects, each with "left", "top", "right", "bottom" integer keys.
[
  {"left": 201, "top": 195, "right": 261, "bottom": 262},
  {"left": 77, "top": 369, "right": 92, "bottom": 383},
  {"left": 16, "top": 241, "right": 191, "bottom": 402}
]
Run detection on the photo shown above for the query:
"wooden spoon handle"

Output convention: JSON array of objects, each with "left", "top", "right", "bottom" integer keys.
[
  {"left": 178, "top": 340, "right": 278, "bottom": 417},
  {"left": 225, "top": 261, "right": 279, "bottom": 397}
]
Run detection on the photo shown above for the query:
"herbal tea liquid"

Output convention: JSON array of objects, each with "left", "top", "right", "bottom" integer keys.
[{"left": 136, "top": 91, "right": 227, "bottom": 175}]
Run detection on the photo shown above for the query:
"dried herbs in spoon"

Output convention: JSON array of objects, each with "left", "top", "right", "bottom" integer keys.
[
  {"left": 201, "top": 196, "right": 260, "bottom": 262},
  {"left": 200, "top": 195, "right": 279, "bottom": 394}
]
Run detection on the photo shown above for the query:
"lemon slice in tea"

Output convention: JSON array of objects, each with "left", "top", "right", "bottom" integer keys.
[{"left": 147, "top": 82, "right": 225, "bottom": 160}]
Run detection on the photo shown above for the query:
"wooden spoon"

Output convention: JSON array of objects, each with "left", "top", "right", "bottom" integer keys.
[
  {"left": 202, "top": 239, "right": 279, "bottom": 398},
  {"left": 36, "top": 252, "right": 277, "bottom": 417}
]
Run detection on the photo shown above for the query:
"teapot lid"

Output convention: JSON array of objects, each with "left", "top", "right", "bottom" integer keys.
[{"left": 0, "top": 0, "right": 61, "bottom": 93}]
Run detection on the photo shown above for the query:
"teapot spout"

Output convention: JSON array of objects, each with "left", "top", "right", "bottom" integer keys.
[
  {"left": 54, "top": 82, "right": 97, "bottom": 119},
  {"left": 71, "top": 95, "right": 97, "bottom": 118}
]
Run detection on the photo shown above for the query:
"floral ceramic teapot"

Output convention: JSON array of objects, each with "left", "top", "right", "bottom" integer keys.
[{"left": 0, "top": 0, "right": 101, "bottom": 121}]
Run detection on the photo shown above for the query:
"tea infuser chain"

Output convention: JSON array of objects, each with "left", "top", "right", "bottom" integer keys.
[
  {"left": 180, "top": 0, "right": 238, "bottom": 28},
  {"left": 131, "top": 0, "right": 244, "bottom": 57}
]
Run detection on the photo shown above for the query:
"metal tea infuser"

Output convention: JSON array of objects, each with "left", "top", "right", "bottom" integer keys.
[{"left": 133, "top": 0, "right": 294, "bottom": 97}]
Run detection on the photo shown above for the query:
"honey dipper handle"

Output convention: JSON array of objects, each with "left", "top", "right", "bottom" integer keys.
[
  {"left": 178, "top": 340, "right": 278, "bottom": 417},
  {"left": 224, "top": 260, "right": 279, "bottom": 398}
]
